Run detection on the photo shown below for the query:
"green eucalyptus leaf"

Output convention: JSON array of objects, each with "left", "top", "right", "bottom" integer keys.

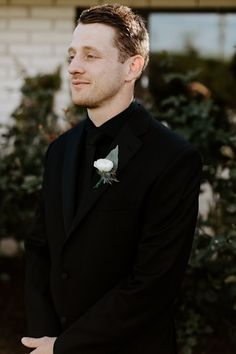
[{"left": 105, "top": 145, "right": 119, "bottom": 170}]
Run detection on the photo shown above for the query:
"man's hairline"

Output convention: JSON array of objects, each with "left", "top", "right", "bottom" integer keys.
[
  {"left": 68, "top": 22, "right": 138, "bottom": 64},
  {"left": 76, "top": 21, "right": 145, "bottom": 60}
]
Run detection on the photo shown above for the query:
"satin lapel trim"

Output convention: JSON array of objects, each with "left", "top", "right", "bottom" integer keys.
[
  {"left": 63, "top": 122, "right": 143, "bottom": 243},
  {"left": 62, "top": 121, "right": 86, "bottom": 235}
]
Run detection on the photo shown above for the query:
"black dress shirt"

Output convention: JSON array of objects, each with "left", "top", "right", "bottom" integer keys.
[
  {"left": 86, "top": 100, "right": 136, "bottom": 160},
  {"left": 74, "top": 100, "right": 136, "bottom": 216}
]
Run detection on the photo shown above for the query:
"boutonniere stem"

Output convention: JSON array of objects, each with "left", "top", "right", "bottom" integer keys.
[{"left": 93, "top": 145, "right": 119, "bottom": 189}]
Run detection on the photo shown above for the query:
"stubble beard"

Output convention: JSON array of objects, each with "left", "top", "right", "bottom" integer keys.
[
  {"left": 71, "top": 79, "right": 124, "bottom": 109},
  {"left": 72, "top": 95, "right": 99, "bottom": 109}
]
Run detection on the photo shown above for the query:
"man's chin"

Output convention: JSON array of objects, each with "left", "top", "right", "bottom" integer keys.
[{"left": 72, "top": 97, "right": 98, "bottom": 109}]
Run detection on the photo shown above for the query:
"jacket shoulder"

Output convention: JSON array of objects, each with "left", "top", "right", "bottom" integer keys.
[
  {"left": 46, "top": 119, "right": 86, "bottom": 156},
  {"left": 150, "top": 116, "right": 192, "bottom": 152},
  {"left": 142, "top": 111, "right": 202, "bottom": 172},
  {"left": 134, "top": 101, "right": 192, "bottom": 154}
]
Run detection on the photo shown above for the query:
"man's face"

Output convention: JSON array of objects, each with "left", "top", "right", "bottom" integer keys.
[{"left": 68, "top": 23, "right": 128, "bottom": 108}]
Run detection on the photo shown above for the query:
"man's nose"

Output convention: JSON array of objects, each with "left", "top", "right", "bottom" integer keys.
[{"left": 68, "top": 56, "right": 85, "bottom": 75}]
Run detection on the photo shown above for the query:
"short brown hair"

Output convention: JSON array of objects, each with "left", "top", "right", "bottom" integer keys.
[{"left": 78, "top": 3, "right": 149, "bottom": 71}]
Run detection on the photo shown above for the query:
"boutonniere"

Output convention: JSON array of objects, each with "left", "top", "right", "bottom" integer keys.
[{"left": 93, "top": 145, "right": 119, "bottom": 189}]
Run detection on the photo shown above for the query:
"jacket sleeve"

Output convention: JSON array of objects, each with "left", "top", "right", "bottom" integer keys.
[
  {"left": 53, "top": 146, "right": 202, "bottom": 354},
  {"left": 24, "top": 144, "right": 60, "bottom": 337}
]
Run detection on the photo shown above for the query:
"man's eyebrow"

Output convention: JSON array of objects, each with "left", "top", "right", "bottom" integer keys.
[
  {"left": 83, "top": 46, "right": 100, "bottom": 52},
  {"left": 67, "top": 46, "right": 101, "bottom": 54}
]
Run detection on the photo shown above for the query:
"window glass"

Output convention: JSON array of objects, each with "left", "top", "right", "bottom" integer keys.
[
  {"left": 148, "top": 12, "right": 236, "bottom": 110},
  {"left": 150, "top": 13, "right": 236, "bottom": 59}
]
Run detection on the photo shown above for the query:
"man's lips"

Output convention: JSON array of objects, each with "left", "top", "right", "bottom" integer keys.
[{"left": 71, "top": 80, "right": 90, "bottom": 85}]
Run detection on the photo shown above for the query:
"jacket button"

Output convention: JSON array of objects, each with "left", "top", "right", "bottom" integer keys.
[
  {"left": 61, "top": 272, "right": 69, "bottom": 280},
  {"left": 60, "top": 316, "right": 67, "bottom": 324}
]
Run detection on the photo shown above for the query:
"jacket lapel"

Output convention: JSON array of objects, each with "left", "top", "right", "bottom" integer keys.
[
  {"left": 62, "top": 120, "right": 86, "bottom": 234},
  {"left": 62, "top": 102, "right": 151, "bottom": 244}
]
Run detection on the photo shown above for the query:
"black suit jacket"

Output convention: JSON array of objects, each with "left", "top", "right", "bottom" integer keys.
[{"left": 24, "top": 102, "right": 202, "bottom": 354}]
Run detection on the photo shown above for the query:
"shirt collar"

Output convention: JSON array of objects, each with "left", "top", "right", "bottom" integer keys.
[{"left": 86, "top": 100, "right": 136, "bottom": 140}]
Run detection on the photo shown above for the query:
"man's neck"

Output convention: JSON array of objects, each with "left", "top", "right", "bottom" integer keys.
[{"left": 87, "top": 94, "right": 134, "bottom": 127}]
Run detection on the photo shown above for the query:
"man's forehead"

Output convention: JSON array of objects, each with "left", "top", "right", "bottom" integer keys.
[
  {"left": 69, "top": 23, "right": 117, "bottom": 51},
  {"left": 73, "top": 22, "right": 116, "bottom": 42}
]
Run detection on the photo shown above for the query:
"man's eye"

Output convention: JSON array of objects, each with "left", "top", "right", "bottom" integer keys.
[{"left": 86, "top": 54, "right": 95, "bottom": 59}]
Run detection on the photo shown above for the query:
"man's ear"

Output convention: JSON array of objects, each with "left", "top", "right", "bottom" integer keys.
[{"left": 125, "top": 55, "right": 145, "bottom": 82}]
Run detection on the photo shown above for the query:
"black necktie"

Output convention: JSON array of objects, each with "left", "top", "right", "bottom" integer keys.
[
  {"left": 86, "top": 130, "right": 106, "bottom": 184},
  {"left": 76, "top": 130, "right": 105, "bottom": 214}
]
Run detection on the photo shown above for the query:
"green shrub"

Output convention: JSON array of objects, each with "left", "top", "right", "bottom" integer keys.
[
  {"left": 149, "top": 54, "right": 236, "bottom": 353},
  {"left": 0, "top": 69, "right": 61, "bottom": 241}
]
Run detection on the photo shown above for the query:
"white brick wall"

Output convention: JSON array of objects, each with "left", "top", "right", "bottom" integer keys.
[
  {"left": 11, "top": 0, "right": 53, "bottom": 5},
  {"left": 9, "top": 18, "right": 52, "bottom": 30},
  {"left": 0, "top": 5, "right": 75, "bottom": 125},
  {"left": 0, "top": 43, "right": 7, "bottom": 53},
  {"left": 0, "top": 19, "right": 7, "bottom": 29},
  {"left": 0, "top": 7, "right": 29, "bottom": 18},
  {"left": 30, "top": 7, "right": 74, "bottom": 19},
  {"left": 0, "top": 31, "right": 29, "bottom": 41}
]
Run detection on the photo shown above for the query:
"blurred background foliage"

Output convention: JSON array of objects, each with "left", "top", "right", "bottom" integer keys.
[
  {"left": 0, "top": 68, "right": 61, "bottom": 242},
  {"left": 0, "top": 50, "right": 236, "bottom": 354},
  {"left": 148, "top": 51, "right": 236, "bottom": 354},
  {"left": 0, "top": 68, "right": 61, "bottom": 353}
]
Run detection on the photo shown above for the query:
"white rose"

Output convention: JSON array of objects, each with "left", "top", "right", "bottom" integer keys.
[{"left": 94, "top": 158, "right": 113, "bottom": 172}]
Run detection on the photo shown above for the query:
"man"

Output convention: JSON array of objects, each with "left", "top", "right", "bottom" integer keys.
[{"left": 22, "top": 4, "right": 202, "bottom": 354}]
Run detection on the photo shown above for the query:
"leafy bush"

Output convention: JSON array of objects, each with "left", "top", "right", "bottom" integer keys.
[
  {"left": 149, "top": 53, "right": 236, "bottom": 353},
  {"left": 0, "top": 69, "right": 61, "bottom": 241}
]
